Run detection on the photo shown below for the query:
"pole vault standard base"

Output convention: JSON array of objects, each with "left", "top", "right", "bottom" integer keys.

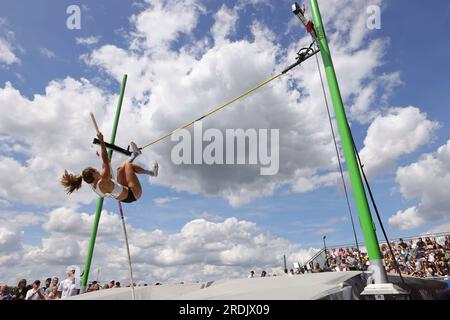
[
  {"left": 361, "top": 283, "right": 410, "bottom": 300},
  {"left": 362, "top": 259, "right": 410, "bottom": 299}
]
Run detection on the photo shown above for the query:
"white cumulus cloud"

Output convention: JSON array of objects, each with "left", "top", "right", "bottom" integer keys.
[
  {"left": 39, "top": 47, "right": 56, "bottom": 59},
  {"left": 0, "top": 207, "right": 318, "bottom": 285},
  {"left": 0, "top": 18, "right": 20, "bottom": 65},
  {"left": 389, "top": 140, "right": 450, "bottom": 230},
  {"left": 76, "top": 36, "right": 101, "bottom": 45},
  {"left": 359, "top": 107, "right": 439, "bottom": 178},
  {"left": 153, "top": 197, "right": 180, "bottom": 206},
  {"left": 0, "top": 38, "right": 20, "bottom": 65}
]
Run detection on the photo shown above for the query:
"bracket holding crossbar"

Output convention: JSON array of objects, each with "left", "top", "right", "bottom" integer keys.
[
  {"left": 282, "top": 48, "right": 320, "bottom": 74},
  {"left": 92, "top": 138, "right": 132, "bottom": 156}
]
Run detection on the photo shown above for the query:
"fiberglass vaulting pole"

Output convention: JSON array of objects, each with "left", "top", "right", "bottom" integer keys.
[
  {"left": 81, "top": 74, "right": 128, "bottom": 293},
  {"left": 307, "top": 0, "right": 388, "bottom": 285}
]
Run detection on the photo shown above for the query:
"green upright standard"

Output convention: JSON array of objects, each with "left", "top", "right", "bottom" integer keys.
[{"left": 307, "top": 0, "right": 388, "bottom": 285}]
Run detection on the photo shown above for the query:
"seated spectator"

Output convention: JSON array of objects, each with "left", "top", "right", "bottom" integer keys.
[
  {"left": 416, "top": 237, "right": 426, "bottom": 249},
  {"left": 87, "top": 281, "right": 100, "bottom": 292},
  {"left": 436, "top": 256, "right": 447, "bottom": 270},
  {"left": 1, "top": 284, "right": 12, "bottom": 300},
  {"left": 260, "top": 270, "right": 267, "bottom": 277},
  {"left": 312, "top": 263, "right": 322, "bottom": 273},
  {"left": 45, "top": 277, "right": 59, "bottom": 298},
  {"left": 329, "top": 258, "right": 337, "bottom": 269},
  {"left": 399, "top": 238, "right": 407, "bottom": 249},
  {"left": 58, "top": 266, "right": 79, "bottom": 299},
  {"left": 425, "top": 265, "right": 436, "bottom": 277},
  {"left": 42, "top": 278, "right": 52, "bottom": 295},
  {"left": 415, "top": 247, "right": 426, "bottom": 260},
  {"left": 408, "top": 245, "right": 416, "bottom": 258},
  {"left": 428, "top": 251, "right": 436, "bottom": 263},
  {"left": 386, "top": 265, "right": 395, "bottom": 274},
  {"left": 398, "top": 265, "right": 407, "bottom": 275},
  {"left": 399, "top": 256, "right": 407, "bottom": 268},
  {"left": 435, "top": 238, "right": 444, "bottom": 249},
  {"left": 346, "top": 254, "right": 355, "bottom": 266},
  {"left": 114, "top": 282, "right": 121, "bottom": 288},
  {"left": 445, "top": 236, "right": 450, "bottom": 250},
  {"left": 330, "top": 248, "right": 337, "bottom": 259},
  {"left": 25, "top": 280, "right": 45, "bottom": 300},
  {"left": 46, "top": 286, "right": 59, "bottom": 300},
  {"left": 248, "top": 270, "right": 255, "bottom": 278},
  {"left": 11, "top": 279, "right": 27, "bottom": 300},
  {"left": 380, "top": 244, "right": 388, "bottom": 257},
  {"left": 435, "top": 259, "right": 446, "bottom": 276},
  {"left": 338, "top": 248, "right": 345, "bottom": 259},
  {"left": 425, "top": 237, "right": 434, "bottom": 250}
]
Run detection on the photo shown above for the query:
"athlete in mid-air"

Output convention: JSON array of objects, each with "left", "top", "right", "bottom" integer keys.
[{"left": 61, "top": 132, "right": 158, "bottom": 203}]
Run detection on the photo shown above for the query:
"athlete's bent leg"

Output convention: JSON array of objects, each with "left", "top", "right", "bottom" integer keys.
[{"left": 124, "top": 160, "right": 142, "bottom": 199}]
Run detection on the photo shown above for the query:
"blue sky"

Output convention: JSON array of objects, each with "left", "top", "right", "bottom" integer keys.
[{"left": 0, "top": 0, "right": 449, "bottom": 283}]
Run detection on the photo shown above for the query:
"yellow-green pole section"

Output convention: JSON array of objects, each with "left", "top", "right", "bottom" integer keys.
[
  {"left": 309, "top": 0, "right": 387, "bottom": 283},
  {"left": 81, "top": 74, "right": 128, "bottom": 292}
]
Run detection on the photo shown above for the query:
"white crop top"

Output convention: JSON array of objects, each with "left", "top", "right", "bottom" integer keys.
[{"left": 90, "top": 179, "right": 124, "bottom": 199}]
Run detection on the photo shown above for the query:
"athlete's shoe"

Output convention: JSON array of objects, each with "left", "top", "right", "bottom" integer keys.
[{"left": 129, "top": 141, "right": 142, "bottom": 162}]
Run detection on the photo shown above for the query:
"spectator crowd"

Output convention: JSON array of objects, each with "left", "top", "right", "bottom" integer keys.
[
  {"left": 319, "top": 235, "right": 450, "bottom": 277},
  {"left": 246, "top": 235, "right": 450, "bottom": 279},
  {"left": 0, "top": 265, "right": 139, "bottom": 301}
]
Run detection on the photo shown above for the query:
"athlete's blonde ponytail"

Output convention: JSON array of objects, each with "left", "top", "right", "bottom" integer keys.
[{"left": 61, "top": 170, "right": 83, "bottom": 194}]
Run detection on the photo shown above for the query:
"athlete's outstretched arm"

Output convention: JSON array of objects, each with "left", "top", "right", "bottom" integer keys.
[{"left": 97, "top": 132, "right": 112, "bottom": 179}]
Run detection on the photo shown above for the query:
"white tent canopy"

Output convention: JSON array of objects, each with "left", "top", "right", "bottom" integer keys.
[{"left": 68, "top": 271, "right": 448, "bottom": 300}]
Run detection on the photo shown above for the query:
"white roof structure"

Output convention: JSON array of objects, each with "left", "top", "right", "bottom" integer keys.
[
  {"left": 69, "top": 271, "right": 449, "bottom": 300},
  {"left": 71, "top": 271, "right": 366, "bottom": 300}
]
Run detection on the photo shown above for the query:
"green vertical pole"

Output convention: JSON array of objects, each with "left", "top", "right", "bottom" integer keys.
[
  {"left": 308, "top": 0, "right": 387, "bottom": 284},
  {"left": 81, "top": 74, "right": 128, "bottom": 292}
]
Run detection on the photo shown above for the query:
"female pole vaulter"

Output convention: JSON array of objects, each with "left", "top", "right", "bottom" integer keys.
[{"left": 61, "top": 131, "right": 158, "bottom": 203}]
